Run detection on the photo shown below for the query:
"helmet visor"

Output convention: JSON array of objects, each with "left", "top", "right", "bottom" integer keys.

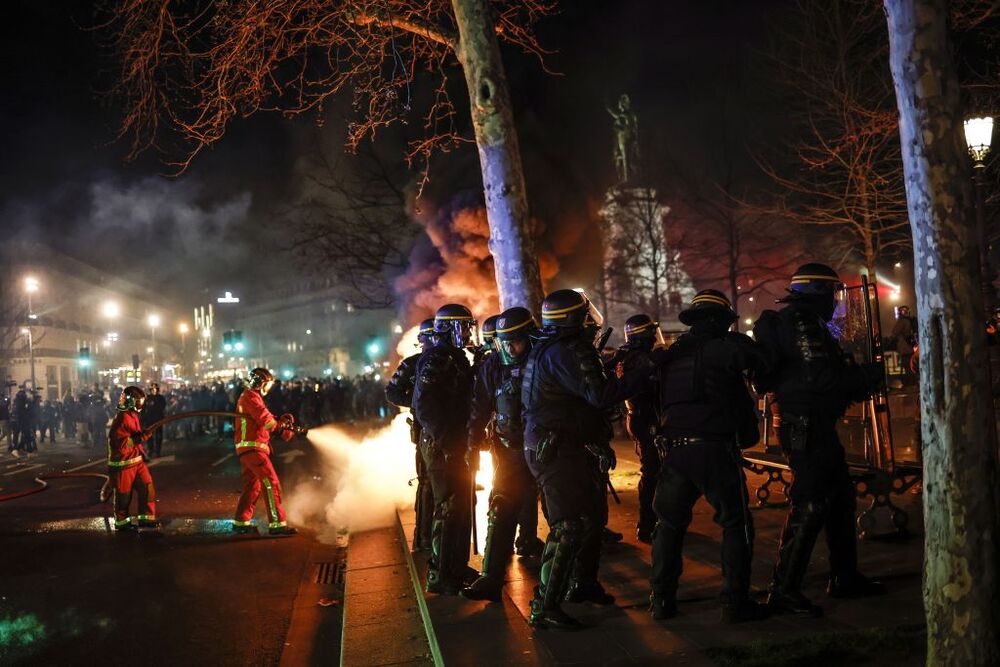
[
  {"left": 584, "top": 300, "right": 604, "bottom": 328},
  {"left": 653, "top": 326, "right": 666, "bottom": 348}
]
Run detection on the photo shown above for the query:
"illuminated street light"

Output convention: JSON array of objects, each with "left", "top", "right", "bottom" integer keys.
[
  {"left": 146, "top": 347, "right": 154, "bottom": 353},
  {"left": 966, "top": 115, "right": 995, "bottom": 315},
  {"left": 102, "top": 301, "right": 120, "bottom": 319},
  {"left": 179, "top": 322, "right": 189, "bottom": 334},
  {"left": 148, "top": 314, "right": 161, "bottom": 379},
  {"left": 22, "top": 279, "right": 39, "bottom": 391},
  {"left": 964, "top": 116, "right": 994, "bottom": 165}
]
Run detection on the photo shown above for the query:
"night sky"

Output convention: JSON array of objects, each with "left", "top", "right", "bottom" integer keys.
[{"left": 0, "top": 1, "right": 780, "bottom": 309}]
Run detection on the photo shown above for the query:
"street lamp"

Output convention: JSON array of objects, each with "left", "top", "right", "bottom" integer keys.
[
  {"left": 148, "top": 314, "right": 160, "bottom": 379},
  {"left": 23, "top": 277, "right": 39, "bottom": 392},
  {"left": 178, "top": 322, "right": 189, "bottom": 350},
  {"left": 20, "top": 327, "right": 34, "bottom": 395},
  {"left": 965, "top": 115, "right": 994, "bottom": 314}
]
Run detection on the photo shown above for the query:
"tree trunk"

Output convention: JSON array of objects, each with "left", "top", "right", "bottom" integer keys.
[
  {"left": 451, "top": 0, "right": 544, "bottom": 313},
  {"left": 883, "top": 1, "right": 1000, "bottom": 664}
]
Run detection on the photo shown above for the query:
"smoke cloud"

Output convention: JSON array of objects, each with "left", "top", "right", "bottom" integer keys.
[
  {"left": 393, "top": 191, "right": 559, "bottom": 329},
  {"left": 284, "top": 414, "right": 416, "bottom": 542}
]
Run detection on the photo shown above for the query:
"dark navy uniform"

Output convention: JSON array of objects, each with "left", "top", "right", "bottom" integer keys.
[
  {"left": 412, "top": 337, "right": 475, "bottom": 593},
  {"left": 521, "top": 294, "right": 645, "bottom": 629},
  {"left": 608, "top": 343, "right": 660, "bottom": 540},
  {"left": 754, "top": 264, "right": 884, "bottom": 615},
  {"left": 385, "top": 352, "right": 433, "bottom": 551},
  {"left": 648, "top": 290, "right": 770, "bottom": 623},
  {"left": 461, "top": 351, "right": 538, "bottom": 600}
]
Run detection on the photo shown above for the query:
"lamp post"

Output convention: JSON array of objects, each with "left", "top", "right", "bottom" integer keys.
[
  {"left": 148, "top": 314, "right": 161, "bottom": 380},
  {"left": 23, "top": 277, "right": 39, "bottom": 394},
  {"left": 102, "top": 301, "right": 120, "bottom": 372},
  {"left": 178, "top": 322, "right": 189, "bottom": 353},
  {"left": 964, "top": 116, "right": 994, "bottom": 315}
]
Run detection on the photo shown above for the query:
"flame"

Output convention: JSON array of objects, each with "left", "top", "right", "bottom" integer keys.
[{"left": 474, "top": 450, "right": 495, "bottom": 554}]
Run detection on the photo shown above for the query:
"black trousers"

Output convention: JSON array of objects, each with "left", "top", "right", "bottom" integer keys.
[
  {"left": 634, "top": 433, "right": 661, "bottom": 532},
  {"left": 784, "top": 435, "right": 858, "bottom": 579},
  {"left": 421, "top": 442, "right": 472, "bottom": 582},
  {"left": 481, "top": 445, "right": 536, "bottom": 577},
  {"left": 413, "top": 447, "right": 434, "bottom": 549},
  {"left": 526, "top": 445, "right": 604, "bottom": 584},
  {"left": 650, "top": 441, "right": 752, "bottom": 601}
]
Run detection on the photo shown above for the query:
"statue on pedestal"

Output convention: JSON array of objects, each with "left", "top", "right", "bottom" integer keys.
[{"left": 607, "top": 94, "right": 640, "bottom": 184}]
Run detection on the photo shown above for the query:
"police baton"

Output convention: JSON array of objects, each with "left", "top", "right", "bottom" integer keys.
[
  {"left": 606, "top": 475, "right": 621, "bottom": 505},
  {"left": 470, "top": 448, "right": 480, "bottom": 555},
  {"left": 731, "top": 441, "right": 753, "bottom": 549}
]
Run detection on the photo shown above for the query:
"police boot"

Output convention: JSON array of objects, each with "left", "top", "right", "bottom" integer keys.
[
  {"left": 564, "top": 579, "right": 615, "bottom": 605},
  {"left": 767, "top": 501, "right": 825, "bottom": 617},
  {"left": 601, "top": 526, "right": 623, "bottom": 544},
  {"left": 720, "top": 594, "right": 770, "bottom": 624},
  {"left": 516, "top": 536, "right": 545, "bottom": 559},
  {"left": 529, "top": 524, "right": 583, "bottom": 630},
  {"left": 649, "top": 593, "right": 678, "bottom": 620},
  {"left": 827, "top": 572, "right": 886, "bottom": 599},
  {"left": 462, "top": 496, "right": 516, "bottom": 602},
  {"left": 565, "top": 518, "right": 613, "bottom": 604}
]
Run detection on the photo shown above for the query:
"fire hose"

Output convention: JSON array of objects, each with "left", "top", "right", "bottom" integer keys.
[{"left": 0, "top": 410, "right": 308, "bottom": 503}]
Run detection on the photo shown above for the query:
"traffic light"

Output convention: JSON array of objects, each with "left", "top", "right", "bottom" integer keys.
[
  {"left": 78, "top": 346, "right": 90, "bottom": 368},
  {"left": 223, "top": 330, "right": 244, "bottom": 353}
]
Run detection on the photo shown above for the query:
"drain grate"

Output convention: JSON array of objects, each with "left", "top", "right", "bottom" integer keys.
[{"left": 315, "top": 559, "right": 345, "bottom": 585}]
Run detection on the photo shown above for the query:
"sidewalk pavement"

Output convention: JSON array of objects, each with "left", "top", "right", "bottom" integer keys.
[{"left": 373, "top": 439, "right": 925, "bottom": 665}]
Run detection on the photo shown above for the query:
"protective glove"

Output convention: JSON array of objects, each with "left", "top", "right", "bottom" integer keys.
[
  {"left": 585, "top": 443, "right": 617, "bottom": 474},
  {"left": 277, "top": 413, "right": 296, "bottom": 431},
  {"left": 280, "top": 429, "right": 295, "bottom": 442}
]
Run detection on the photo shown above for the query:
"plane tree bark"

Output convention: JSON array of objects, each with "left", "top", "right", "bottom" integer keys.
[{"left": 884, "top": 0, "right": 1000, "bottom": 663}]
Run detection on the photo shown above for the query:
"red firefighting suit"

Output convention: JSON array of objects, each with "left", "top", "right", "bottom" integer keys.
[
  {"left": 107, "top": 409, "right": 156, "bottom": 528},
  {"left": 233, "top": 389, "right": 289, "bottom": 529}
]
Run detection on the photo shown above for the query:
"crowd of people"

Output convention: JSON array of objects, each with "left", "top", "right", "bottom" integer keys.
[{"left": 0, "top": 373, "right": 391, "bottom": 457}]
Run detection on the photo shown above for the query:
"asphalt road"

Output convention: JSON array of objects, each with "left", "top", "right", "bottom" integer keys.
[{"left": 0, "top": 429, "right": 333, "bottom": 666}]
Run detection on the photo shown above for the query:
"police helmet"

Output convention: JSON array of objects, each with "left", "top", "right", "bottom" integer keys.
[
  {"left": 248, "top": 367, "right": 276, "bottom": 395},
  {"left": 482, "top": 315, "right": 500, "bottom": 344},
  {"left": 787, "top": 263, "right": 845, "bottom": 296},
  {"left": 495, "top": 307, "right": 536, "bottom": 365},
  {"left": 678, "top": 290, "right": 738, "bottom": 326},
  {"left": 623, "top": 313, "right": 666, "bottom": 347},
  {"left": 118, "top": 385, "right": 146, "bottom": 412},
  {"left": 433, "top": 303, "right": 478, "bottom": 348},
  {"left": 541, "top": 289, "right": 604, "bottom": 331},
  {"left": 416, "top": 318, "right": 435, "bottom": 346}
]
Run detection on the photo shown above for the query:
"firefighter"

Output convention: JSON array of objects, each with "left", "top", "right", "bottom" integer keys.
[
  {"left": 412, "top": 304, "right": 477, "bottom": 594},
  {"left": 462, "top": 306, "right": 540, "bottom": 602},
  {"left": 385, "top": 318, "right": 436, "bottom": 551},
  {"left": 108, "top": 386, "right": 157, "bottom": 531},
  {"left": 521, "top": 289, "right": 648, "bottom": 629},
  {"left": 607, "top": 313, "right": 663, "bottom": 543},
  {"left": 753, "top": 264, "right": 885, "bottom": 616},
  {"left": 649, "top": 290, "right": 770, "bottom": 623},
  {"left": 232, "top": 368, "right": 298, "bottom": 536}
]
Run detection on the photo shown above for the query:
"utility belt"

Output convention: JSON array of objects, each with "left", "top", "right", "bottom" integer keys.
[{"left": 653, "top": 435, "right": 731, "bottom": 458}]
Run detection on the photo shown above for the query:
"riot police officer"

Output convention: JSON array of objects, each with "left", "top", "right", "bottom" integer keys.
[
  {"left": 753, "top": 264, "right": 885, "bottom": 616},
  {"left": 521, "top": 289, "right": 646, "bottom": 629},
  {"left": 385, "top": 318, "right": 435, "bottom": 551},
  {"left": 649, "top": 290, "right": 770, "bottom": 623},
  {"left": 412, "top": 304, "right": 477, "bottom": 594},
  {"left": 479, "top": 314, "right": 499, "bottom": 362},
  {"left": 462, "top": 306, "right": 539, "bottom": 602},
  {"left": 607, "top": 313, "right": 663, "bottom": 543}
]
